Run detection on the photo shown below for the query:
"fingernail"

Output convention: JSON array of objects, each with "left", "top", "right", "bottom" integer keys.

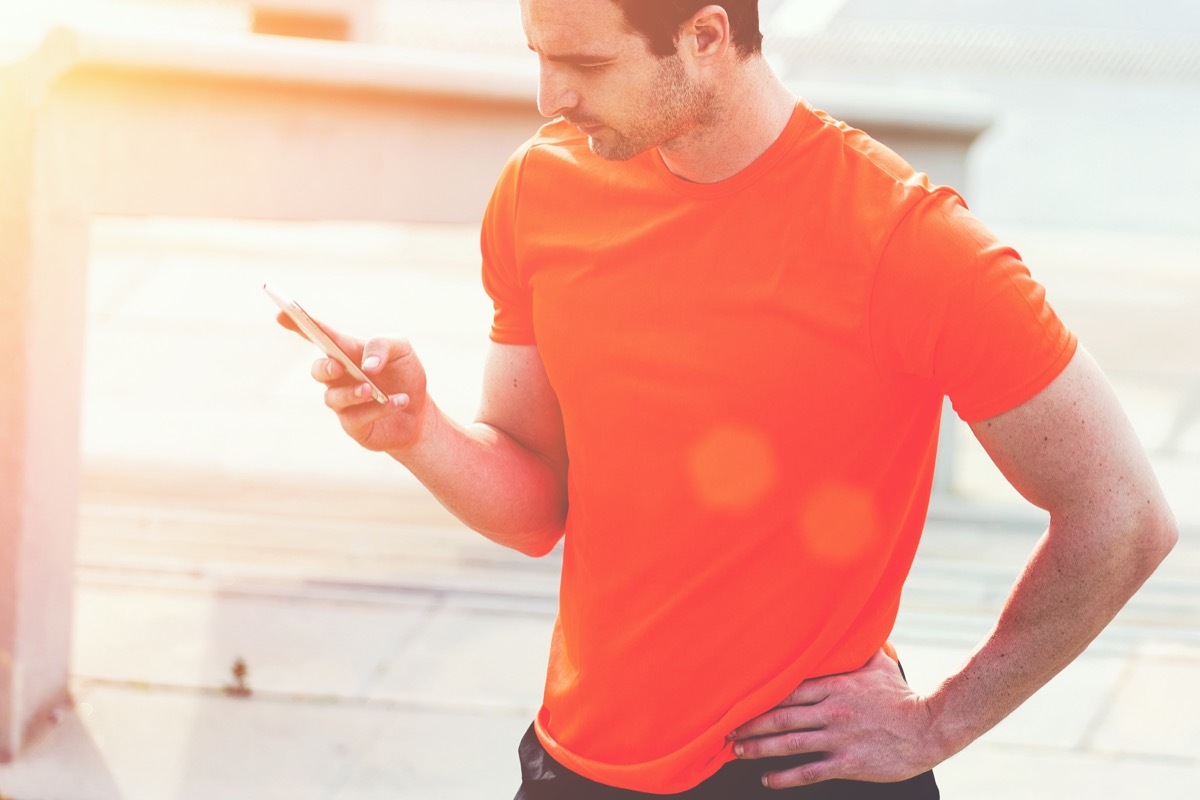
[
  {"left": 733, "top": 743, "right": 743, "bottom": 758},
  {"left": 362, "top": 356, "right": 381, "bottom": 370}
]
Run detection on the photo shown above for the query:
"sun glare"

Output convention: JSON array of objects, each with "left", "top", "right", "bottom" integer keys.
[
  {"left": 0, "top": 0, "right": 248, "bottom": 43},
  {"left": 2, "top": 0, "right": 114, "bottom": 27}
]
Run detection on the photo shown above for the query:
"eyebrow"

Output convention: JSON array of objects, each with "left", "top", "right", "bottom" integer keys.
[{"left": 526, "top": 44, "right": 615, "bottom": 64}]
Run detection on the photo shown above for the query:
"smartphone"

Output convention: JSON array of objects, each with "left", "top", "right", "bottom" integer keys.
[{"left": 263, "top": 282, "right": 389, "bottom": 405}]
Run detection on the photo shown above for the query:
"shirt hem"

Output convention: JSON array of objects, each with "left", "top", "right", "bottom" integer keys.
[{"left": 956, "top": 332, "right": 1079, "bottom": 423}]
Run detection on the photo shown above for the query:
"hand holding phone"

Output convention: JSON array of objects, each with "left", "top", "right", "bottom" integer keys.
[{"left": 263, "top": 282, "right": 388, "bottom": 405}]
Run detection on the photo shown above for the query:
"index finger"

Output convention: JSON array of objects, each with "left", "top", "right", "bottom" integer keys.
[
  {"left": 729, "top": 701, "right": 826, "bottom": 741},
  {"left": 272, "top": 305, "right": 386, "bottom": 403},
  {"left": 274, "top": 307, "right": 362, "bottom": 360},
  {"left": 264, "top": 283, "right": 363, "bottom": 356},
  {"left": 276, "top": 309, "right": 302, "bottom": 336}
]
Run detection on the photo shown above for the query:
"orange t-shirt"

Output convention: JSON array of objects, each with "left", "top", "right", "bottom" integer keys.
[{"left": 480, "top": 101, "right": 1076, "bottom": 793}]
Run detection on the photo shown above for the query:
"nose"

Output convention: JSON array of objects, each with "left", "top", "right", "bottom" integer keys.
[{"left": 536, "top": 63, "right": 578, "bottom": 119}]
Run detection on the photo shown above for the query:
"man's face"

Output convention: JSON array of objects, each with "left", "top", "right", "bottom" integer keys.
[{"left": 520, "top": 0, "right": 715, "bottom": 161}]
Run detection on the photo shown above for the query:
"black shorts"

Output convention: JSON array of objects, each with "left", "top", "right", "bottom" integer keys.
[{"left": 512, "top": 723, "right": 940, "bottom": 800}]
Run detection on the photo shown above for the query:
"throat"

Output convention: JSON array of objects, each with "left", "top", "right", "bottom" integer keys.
[{"left": 658, "top": 79, "right": 797, "bottom": 184}]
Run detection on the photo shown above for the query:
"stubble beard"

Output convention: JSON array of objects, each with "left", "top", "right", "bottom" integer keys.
[{"left": 586, "top": 54, "right": 716, "bottom": 162}]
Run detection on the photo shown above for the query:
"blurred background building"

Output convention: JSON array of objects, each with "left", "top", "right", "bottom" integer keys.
[
  {"left": 5, "top": 0, "right": 1198, "bottom": 230},
  {"left": 1, "top": 0, "right": 1195, "bottom": 508}
]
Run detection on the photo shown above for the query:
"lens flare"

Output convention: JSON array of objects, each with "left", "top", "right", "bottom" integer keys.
[
  {"left": 797, "top": 482, "right": 878, "bottom": 564},
  {"left": 687, "top": 424, "right": 777, "bottom": 512}
]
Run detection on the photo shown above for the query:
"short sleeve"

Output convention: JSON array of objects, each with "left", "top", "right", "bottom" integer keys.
[
  {"left": 870, "top": 190, "right": 1077, "bottom": 422},
  {"left": 481, "top": 147, "right": 537, "bottom": 345}
]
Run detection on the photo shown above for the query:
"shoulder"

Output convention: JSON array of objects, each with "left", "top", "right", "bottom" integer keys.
[
  {"left": 516, "top": 118, "right": 593, "bottom": 172},
  {"left": 490, "top": 118, "right": 600, "bottom": 198},
  {"left": 801, "top": 105, "right": 935, "bottom": 199},
  {"left": 789, "top": 102, "right": 959, "bottom": 261},
  {"left": 528, "top": 117, "right": 588, "bottom": 151}
]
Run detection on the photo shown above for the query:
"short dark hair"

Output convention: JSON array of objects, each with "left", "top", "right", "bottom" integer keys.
[{"left": 611, "top": 1, "right": 763, "bottom": 58}]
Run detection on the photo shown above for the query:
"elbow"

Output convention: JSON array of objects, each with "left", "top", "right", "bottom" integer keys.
[
  {"left": 481, "top": 510, "right": 564, "bottom": 557},
  {"left": 1126, "top": 498, "right": 1178, "bottom": 580},
  {"left": 1054, "top": 492, "right": 1179, "bottom": 586},
  {"left": 465, "top": 491, "right": 566, "bottom": 558},
  {"left": 1145, "top": 505, "right": 1179, "bottom": 566},
  {"left": 511, "top": 524, "right": 565, "bottom": 558},
  {"left": 511, "top": 494, "right": 567, "bottom": 557}
]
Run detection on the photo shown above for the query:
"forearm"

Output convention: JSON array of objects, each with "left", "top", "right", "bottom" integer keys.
[
  {"left": 925, "top": 506, "right": 1177, "bottom": 759},
  {"left": 389, "top": 398, "right": 568, "bottom": 556}
]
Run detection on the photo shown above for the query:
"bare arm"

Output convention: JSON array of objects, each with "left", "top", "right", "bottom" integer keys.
[
  {"left": 283, "top": 311, "right": 568, "bottom": 556},
  {"left": 394, "top": 341, "right": 569, "bottom": 557},
  {"left": 729, "top": 349, "right": 1177, "bottom": 786},
  {"left": 927, "top": 347, "right": 1177, "bottom": 754}
]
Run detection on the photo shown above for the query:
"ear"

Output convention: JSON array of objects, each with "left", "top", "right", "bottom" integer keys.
[{"left": 680, "top": 5, "right": 731, "bottom": 63}]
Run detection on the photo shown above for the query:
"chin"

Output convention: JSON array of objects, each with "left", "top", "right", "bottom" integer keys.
[{"left": 588, "top": 135, "right": 645, "bottom": 162}]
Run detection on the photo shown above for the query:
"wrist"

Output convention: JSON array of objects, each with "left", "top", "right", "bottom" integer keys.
[
  {"left": 921, "top": 685, "right": 977, "bottom": 765},
  {"left": 385, "top": 395, "right": 441, "bottom": 462}
]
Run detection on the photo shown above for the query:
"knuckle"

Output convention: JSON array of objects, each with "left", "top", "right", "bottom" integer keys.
[
  {"left": 324, "top": 387, "right": 350, "bottom": 410},
  {"left": 370, "top": 335, "right": 404, "bottom": 353},
  {"left": 736, "top": 718, "right": 763, "bottom": 738},
  {"left": 782, "top": 761, "right": 829, "bottom": 788},
  {"left": 800, "top": 763, "right": 827, "bottom": 784},
  {"left": 754, "top": 713, "right": 781, "bottom": 736},
  {"left": 783, "top": 732, "right": 807, "bottom": 753},
  {"left": 784, "top": 707, "right": 811, "bottom": 730}
]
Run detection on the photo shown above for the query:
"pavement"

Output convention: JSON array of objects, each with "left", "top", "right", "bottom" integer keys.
[{"left": 0, "top": 216, "right": 1196, "bottom": 799}]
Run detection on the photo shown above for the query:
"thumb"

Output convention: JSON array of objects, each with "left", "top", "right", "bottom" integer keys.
[{"left": 360, "top": 337, "right": 414, "bottom": 374}]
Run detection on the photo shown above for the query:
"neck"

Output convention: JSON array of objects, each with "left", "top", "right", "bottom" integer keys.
[{"left": 657, "top": 59, "right": 797, "bottom": 184}]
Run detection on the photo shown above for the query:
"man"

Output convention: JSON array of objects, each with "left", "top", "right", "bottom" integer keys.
[{"left": 281, "top": 1, "right": 1178, "bottom": 797}]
